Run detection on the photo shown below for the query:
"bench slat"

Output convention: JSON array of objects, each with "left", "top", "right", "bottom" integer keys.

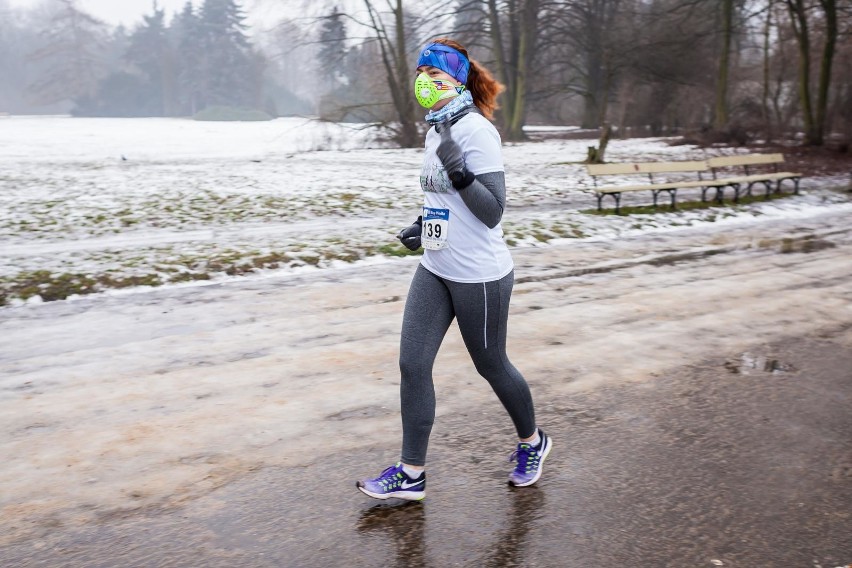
[
  {"left": 707, "top": 153, "right": 785, "bottom": 168},
  {"left": 587, "top": 160, "right": 707, "bottom": 175},
  {"left": 595, "top": 179, "right": 711, "bottom": 193},
  {"left": 710, "top": 172, "right": 800, "bottom": 185}
]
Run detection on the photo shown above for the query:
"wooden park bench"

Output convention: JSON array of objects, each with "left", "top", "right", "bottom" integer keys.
[
  {"left": 587, "top": 161, "right": 730, "bottom": 214},
  {"left": 706, "top": 153, "right": 801, "bottom": 198},
  {"left": 587, "top": 153, "right": 802, "bottom": 214}
]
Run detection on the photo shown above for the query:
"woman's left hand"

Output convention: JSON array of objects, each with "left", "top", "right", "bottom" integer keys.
[{"left": 436, "top": 120, "right": 465, "bottom": 175}]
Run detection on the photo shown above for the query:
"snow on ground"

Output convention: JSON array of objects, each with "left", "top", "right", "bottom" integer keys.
[{"left": 1, "top": 116, "right": 849, "bottom": 305}]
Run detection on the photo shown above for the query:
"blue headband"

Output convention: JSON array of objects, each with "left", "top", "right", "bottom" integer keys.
[{"left": 416, "top": 43, "right": 470, "bottom": 85}]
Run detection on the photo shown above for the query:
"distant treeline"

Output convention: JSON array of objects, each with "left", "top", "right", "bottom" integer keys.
[
  {"left": 0, "top": 0, "right": 310, "bottom": 118},
  {"left": 0, "top": 0, "right": 850, "bottom": 149}
]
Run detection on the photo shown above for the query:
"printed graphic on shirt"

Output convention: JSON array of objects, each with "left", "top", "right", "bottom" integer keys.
[
  {"left": 422, "top": 207, "right": 450, "bottom": 250},
  {"left": 420, "top": 161, "right": 451, "bottom": 194}
]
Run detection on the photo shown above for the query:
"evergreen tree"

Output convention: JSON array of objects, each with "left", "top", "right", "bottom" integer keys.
[
  {"left": 26, "top": 0, "right": 107, "bottom": 106},
  {"left": 0, "top": 1, "right": 30, "bottom": 112},
  {"left": 72, "top": 25, "right": 148, "bottom": 116},
  {"left": 173, "top": 1, "right": 206, "bottom": 114},
  {"left": 125, "top": 5, "right": 172, "bottom": 115},
  {"left": 198, "top": 0, "right": 257, "bottom": 108},
  {"left": 318, "top": 6, "right": 347, "bottom": 93}
]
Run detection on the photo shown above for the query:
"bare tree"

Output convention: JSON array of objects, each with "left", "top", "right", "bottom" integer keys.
[
  {"left": 486, "top": 0, "right": 542, "bottom": 140},
  {"left": 784, "top": 0, "right": 840, "bottom": 144},
  {"left": 362, "top": 0, "right": 419, "bottom": 146},
  {"left": 541, "top": 0, "right": 634, "bottom": 130},
  {"left": 26, "top": 0, "right": 107, "bottom": 106},
  {"left": 714, "top": 0, "right": 736, "bottom": 130}
]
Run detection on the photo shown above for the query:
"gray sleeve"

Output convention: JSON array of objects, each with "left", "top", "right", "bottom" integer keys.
[{"left": 458, "top": 171, "right": 506, "bottom": 229}]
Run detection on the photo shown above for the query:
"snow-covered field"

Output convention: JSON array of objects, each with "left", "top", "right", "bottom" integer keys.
[{"left": 1, "top": 116, "right": 849, "bottom": 306}]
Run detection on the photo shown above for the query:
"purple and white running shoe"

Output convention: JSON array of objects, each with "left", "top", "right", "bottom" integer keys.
[
  {"left": 508, "top": 429, "right": 552, "bottom": 487},
  {"left": 356, "top": 462, "right": 426, "bottom": 501}
]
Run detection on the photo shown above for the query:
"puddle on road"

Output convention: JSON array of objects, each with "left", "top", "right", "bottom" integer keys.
[{"left": 724, "top": 352, "right": 796, "bottom": 375}]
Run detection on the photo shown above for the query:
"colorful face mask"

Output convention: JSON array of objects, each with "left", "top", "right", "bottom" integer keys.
[{"left": 414, "top": 72, "right": 464, "bottom": 108}]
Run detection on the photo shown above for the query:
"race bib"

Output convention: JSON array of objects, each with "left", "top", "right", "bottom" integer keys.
[{"left": 422, "top": 207, "right": 449, "bottom": 250}]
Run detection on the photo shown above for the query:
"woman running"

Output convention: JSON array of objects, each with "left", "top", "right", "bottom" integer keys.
[{"left": 356, "top": 39, "right": 551, "bottom": 501}]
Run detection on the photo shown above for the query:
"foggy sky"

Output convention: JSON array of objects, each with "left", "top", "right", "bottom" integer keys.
[{"left": 8, "top": 0, "right": 272, "bottom": 28}]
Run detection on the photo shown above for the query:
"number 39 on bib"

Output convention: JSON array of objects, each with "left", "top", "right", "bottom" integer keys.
[{"left": 422, "top": 207, "right": 450, "bottom": 250}]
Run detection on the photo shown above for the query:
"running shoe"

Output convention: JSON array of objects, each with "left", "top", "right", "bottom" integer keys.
[
  {"left": 508, "top": 429, "right": 552, "bottom": 487},
  {"left": 356, "top": 463, "right": 426, "bottom": 501}
]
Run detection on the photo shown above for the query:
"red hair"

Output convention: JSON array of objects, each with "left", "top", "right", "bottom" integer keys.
[{"left": 432, "top": 38, "right": 504, "bottom": 120}]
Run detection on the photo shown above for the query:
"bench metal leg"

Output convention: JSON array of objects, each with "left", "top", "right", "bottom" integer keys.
[
  {"left": 651, "top": 189, "right": 677, "bottom": 210},
  {"left": 758, "top": 180, "right": 772, "bottom": 199},
  {"left": 777, "top": 177, "right": 801, "bottom": 195},
  {"left": 721, "top": 183, "right": 742, "bottom": 203},
  {"left": 597, "top": 192, "right": 622, "bottom": 214}
]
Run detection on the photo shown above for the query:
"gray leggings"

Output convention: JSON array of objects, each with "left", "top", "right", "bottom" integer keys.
[{"left": 399, "top": 265, "right": 536, "bottom": 466}]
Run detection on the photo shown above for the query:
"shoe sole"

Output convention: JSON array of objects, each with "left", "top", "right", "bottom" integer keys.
[
  {"left": 356, "top": 483, "right": 426, "bottom": 501},
  {"left": 508, "top": 435, "right": 553, "bottom": 487}
]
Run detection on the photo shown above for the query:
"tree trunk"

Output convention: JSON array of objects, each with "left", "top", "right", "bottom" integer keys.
[
  {"left": 392, "top": 0, "right": 417, "bottom": 147},
  {"left": 487, "top": 0, "right": 512, "bottom": 102},
  {"left": 815, "top": 0, "right": 837, "bottom": 144},
  {"left": 786, "top": 0, "right": 817, "bottom": 144},
  {"left": 761, "top": 1, "right": 773, "bottom": 142},
  {"left": 586, "top": 123, "right": 612, "bottom": 164},
  {"left": 487, "top": 0, "right": 538, "bottom": 141},
  {"left": 363, "top": 0, "right": 418, "bottom": 147},
  {"left": 714, "top": 0, "right": 734, "bottom": 131},
  {"left": 581, "top": 16, "right": 604, "bottom": 129},
  {"left": 505, "top": 0, "right": 538, "bottom": 140}
]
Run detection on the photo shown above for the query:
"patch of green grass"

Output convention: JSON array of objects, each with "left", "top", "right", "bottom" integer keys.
[
  {"left": 251, "top": 252, "right": 292, "bottom": 269},
  {"left": 1, "top": 270, "right": 165, "bottom": 302},
  {"left": 326, "top": 249, "right": 363, "bottom": 263},
  {"left": 102, "top": 274, "right": 163, "bottom": 288},
  {"left": 169, "top": 272, "right": 212, "bottom": 283},
  {"left": 11, "top": 270, "right": 99, "bottom": 301},
  {"left": 377, "top": 243, "right": 422, "bottom": 257}
]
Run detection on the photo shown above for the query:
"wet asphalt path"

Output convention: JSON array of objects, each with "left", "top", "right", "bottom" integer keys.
[
  {"left": 3, "top": 205, "right": 852, "bottom": 567},
  {"left": 3, "top": 329, "right": 850, "bottom": 567}
]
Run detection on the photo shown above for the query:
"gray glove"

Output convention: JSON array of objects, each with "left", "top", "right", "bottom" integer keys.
[
  {"left": 397, "top": 216, "right": 422, "bottom": 251},
  {"left": 436, "top": 120, "right": 465, "bottom": 175}
]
